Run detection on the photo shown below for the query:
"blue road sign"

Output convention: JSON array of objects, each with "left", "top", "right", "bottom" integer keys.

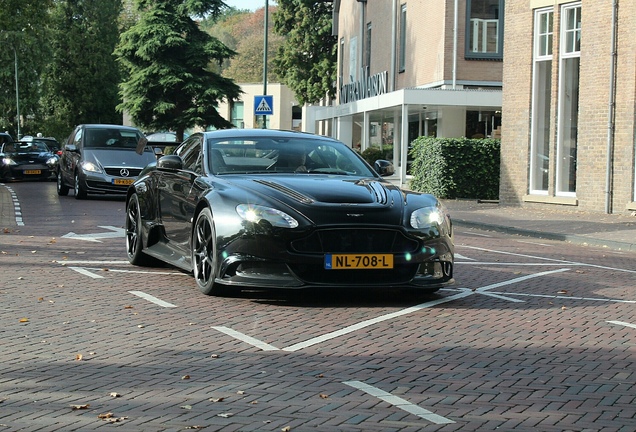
[{"left": 254, "top": 95, "right": 274, "bottom": 116}]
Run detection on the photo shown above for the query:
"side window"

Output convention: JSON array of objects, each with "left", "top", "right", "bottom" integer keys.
[
  {"left": 176, "top": 136, "right": 202, "bottom": 173},
  {"left": 73, "top": 129, "right": 82, "bottom": 147}
]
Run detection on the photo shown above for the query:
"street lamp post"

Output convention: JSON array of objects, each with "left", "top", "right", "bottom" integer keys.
[
  {"left": 262, "top": 0, "right": 268, "bottom": 129},
  {"left": 13, "top": 45, "right": 21, "bottom": 139}
]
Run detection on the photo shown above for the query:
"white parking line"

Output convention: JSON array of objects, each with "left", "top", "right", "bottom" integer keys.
[
  {"left": 498, "top": 293, "right": 636, "bottom": 304},
  {"left": 281, "top": 290, "right": 473, "bottom": 352},
  {"left": 68, "top": 266, "right": 104, "bottom": 279},
  {"left": 212, "top": 326, "right": 280, "bottom": 351},
  {"left": 129, "top": 291, "right": 177, "bottom": 308},
  {"left": 343, "top": 381, "right": 454, "bottom": 424},
  {"left": 608, "top": 321, "right": 636, "bottom": 329}
]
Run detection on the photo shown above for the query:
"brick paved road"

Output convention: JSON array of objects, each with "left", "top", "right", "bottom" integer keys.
[{"left": 1, "top": 182, "right": 635, "bottom": 431}]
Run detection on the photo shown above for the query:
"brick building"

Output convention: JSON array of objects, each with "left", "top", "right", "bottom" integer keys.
[
  {"left": 501, "top": 0, "right": 636, "bottom": 214},
  {"left": 307, "top": 0, "right": 504, "bottom": 184}
]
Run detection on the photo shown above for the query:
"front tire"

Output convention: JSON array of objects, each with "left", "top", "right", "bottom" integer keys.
[
  {"left": 126, "top": 193, "right": 157, "bottom": 267},
  {"left": 57, "top": 170, "right": 69, "bottom": 196},
  {"left": 74, "top": 171, "right": 87, "bottom": 199},
  {"left": 191, "top": 208, "right": 226, "bottom": 296}
]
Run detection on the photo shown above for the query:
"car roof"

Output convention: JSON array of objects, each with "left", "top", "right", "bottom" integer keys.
[
  {"left": 201, "top": 129, "right": 340, "bottom": 143},
  {"left": 81, "top": 124, "right": 142, "bottom": 131}
]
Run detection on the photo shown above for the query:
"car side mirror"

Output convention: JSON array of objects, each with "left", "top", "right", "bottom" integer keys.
[
  {"left": 65, "top": 144, "right": 78, "bottom": 153},
  {"left": 157, "top": 155, "right": 183, "bottom": 171},
  {"left": 374, "top": 159, "right": 395, "bottom": 177}
]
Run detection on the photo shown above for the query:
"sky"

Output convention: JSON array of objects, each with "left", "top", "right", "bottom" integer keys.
[{"left": 223, "top": 0, "right": 277, "bottom": 11}]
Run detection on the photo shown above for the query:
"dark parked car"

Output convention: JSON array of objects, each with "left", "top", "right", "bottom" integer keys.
[
  {"left": 57, "top": 124, "right": 157, "bottom": 199},
  {"left": 0, "top": 140, "right": 58, "bottom": 181},
  {"left": 125, "top": 129, "right": 454, "bottom": 296},
  {"left": 0, "top": 132, "right": 13, "bottom": 146}
]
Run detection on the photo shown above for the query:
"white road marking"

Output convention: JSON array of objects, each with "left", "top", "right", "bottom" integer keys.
[
  {"left": 129, "top": 291, "right": 176, "bottom": 308},
  {"left": 459, "top": 231, "right": 491, "bottom": 237},
  {"left": 61, "top": 260, "right": 130, "bottom": 264},
  {"left": 501, "top": 294, "right": 636, "bottom": 304},
  {"left": 460, "top": 245, "right": 636, "bottom": 274},
  {"left": 68, "top": 266, "right": 104, "bottom": 279},
  {"left": 281, "top": 290, "right": 473, "bottom": 352},
  {"left": 457, "top": 262, "right": 585, "bottom": 266},
  {"left": 608, "top": 321, "right": 636, "bottom": 329},
  {"left": 454, "top": 253, "right": 474, "bottom": 260},
  {"left": 61, "top": 226, "right": 125, "bottom": 242},
  {"left": 212, "top": 326, "right": 280, "bottom": 351},
  {"left": 476, "top": 268, "right": 570, "bottom": 293},
  {"left": 343, "top": 381, "right": 454, "bottom": 424},
  {"left": 1, "top": 185, "right": 24, "bottom": 226}
]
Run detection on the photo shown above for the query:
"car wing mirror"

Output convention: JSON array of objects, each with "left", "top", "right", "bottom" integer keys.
[
  {"left": 374, "top": 159, "right": 395, "bottom": 177},
  {"left": 157, "top": 155, "right": 183, "bottom": 171}
]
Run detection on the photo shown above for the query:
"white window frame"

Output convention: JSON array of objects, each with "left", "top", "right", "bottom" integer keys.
[
  {"left": 529, "top": 7, "right": 553, "bottom": 195},
  {"left": 555, "top": 2, "right": 581, "bottom": 197}
]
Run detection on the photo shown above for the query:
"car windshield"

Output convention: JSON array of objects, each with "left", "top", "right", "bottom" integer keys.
[
  {"left": 13, "top": 142, "right": 50, "bottom": 153},
  {"left": 84, "top": 128, "right": 143, "bottom": 149},
  {"left": 206, "top": 136, "right": 375, "bottom": 176}
]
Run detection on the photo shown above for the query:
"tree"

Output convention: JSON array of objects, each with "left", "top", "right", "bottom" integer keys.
[
  {"left": 116, "top": 0, "right": 242, "bottom": 140},
  {"left": 272, "top": 0, "right": 336, "bottom": 105},
  {"left": 0, "top": 0, "right": 53, "bottom": 137},
  {"left": 40, "top": 0, "right": 123, "bottom": 140}
]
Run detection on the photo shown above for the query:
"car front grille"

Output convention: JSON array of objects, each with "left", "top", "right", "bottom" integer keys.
[
  {"left": 291, "top": 228, "right": 419, "bottom": 254},
  {"left": 104, "top": 167, "right": 143, "bottom": 177}
]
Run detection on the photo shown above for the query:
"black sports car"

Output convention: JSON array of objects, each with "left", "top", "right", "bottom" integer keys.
[
  {"left": 0, "top": 140, "right": 58, "bottom": 181},
  {"left": 125, "top": 129, "right": 454, "bottom": 296}
]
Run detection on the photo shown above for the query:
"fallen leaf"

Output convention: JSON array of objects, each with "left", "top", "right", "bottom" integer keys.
[
  {"left": 70, "top": 404, "right": 90, "bottom": 410},
  {"left": 210, "top": 354, "right": 219, "bottom": 358},
  {"left": 75, "top": 354, "right": 83, "bottom": 361},
  {"left": 3, "top": 228, "right": 9, "bottom": 233},
  {"left": 17, "top": 277, "right": 24, "bottom": 280},
  {"left": 217, "top": 413, "right": 233, "bottom": 418},
  {"left": 316, "top": 374, "right": 324, "bottom": 378},
  {"left": 37, "top": 297, "right": 44, "bottom": 302},
  {"left": 319, "top": 394, "right": 329, "bottom": 399},
  {"left": 182, "top": 375, "right": 190, "bottom": 380},
  {"left": 281, "top": 426, "right": 291, "bottom": 432},
  {"left": 180, "top": 405, "right": 192, "bottom": 410},
  {"left": 103, "top": 416, "right": 128, "bottom": 423},
  {"left": 31, "top": 250, "right": 37, "bottom": 254},
  {"left": 19, "top": 318, "right": 29, "bottom": 323},
  {"left": 137, "top": 324, "right": 145, "bottom": 328},
  {"left": 209, "top": 397, "right": 225, "bottom": 403},
  {"left": 561, "top": 306, "right": 567, "bottom": 310},
  {"left": 102, "top": 268, "right": 109, "bottom": 271},
  {"left": 109, "top": 392, "right": 121, "bottom": 398},
  {"left": 89, "top": 351, "right": 96, "bottom": 355},
  {"left": 97, "top": 412, "right": 113, "bottom": 419},
  {"left": 124, "top": 305, "right": 133, "bottom": 309},
  {"left": 236, "top": 390, "right": 245, "bottom": 395},
  {"left": 557, "top": 290, "right": 567, "bottom": 294},
  {"left": 185, "top": 426, "right": 206, "bottom": 430}
]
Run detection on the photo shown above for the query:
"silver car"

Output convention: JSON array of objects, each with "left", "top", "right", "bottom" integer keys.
[{"left": 57, "top": 124, "right": 156, "bottom": 199}]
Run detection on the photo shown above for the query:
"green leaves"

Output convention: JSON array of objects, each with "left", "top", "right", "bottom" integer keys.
[{"left": 410, "top": 137, "right": 501, "bottom": 200}]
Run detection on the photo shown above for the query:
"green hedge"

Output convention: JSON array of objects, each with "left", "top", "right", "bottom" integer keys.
[
  {"left": 361, "top": 146, "right": 393, "bottom": 165},
  {"left": 409, "top": 137, "right": 500, "bottom": 200}
]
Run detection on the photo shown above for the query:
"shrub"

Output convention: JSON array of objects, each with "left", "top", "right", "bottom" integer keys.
[
  {"left": 361, "top": 145, "right": 393, "bottom": 165},
  {"left": 409, "top": 137, "right": 500, "bottom": 200}
]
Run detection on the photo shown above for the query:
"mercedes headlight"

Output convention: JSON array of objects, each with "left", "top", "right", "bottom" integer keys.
[
  {"left": 2, "top": 157, "right": 16, "bottom": 165},
  {"left": 80, "top": 160, "right": 102, "bottom": 173},
  {"left": 410, "top": 206, "right": 445, "bottom": 229},
  {"left": 236, "top": 204, "right": 298, "bottom": 228}
]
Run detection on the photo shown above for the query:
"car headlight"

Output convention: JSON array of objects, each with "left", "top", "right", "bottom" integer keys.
[
  {"left": 236, "top": 204, "right": 298, "bottom": 229},
  {"left": 46, "top": 157, "right": 58, "bottom": 166},
  {"left": 410, "top": 206, "right": 445, "bottom": 229},
  {"left": 2, "top": 157, "right": 16, "bottom": 166},
  {"left": 80, "top": 160, "right": 102, "bottom": 173}
]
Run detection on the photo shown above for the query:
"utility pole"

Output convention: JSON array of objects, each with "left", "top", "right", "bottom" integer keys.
[
  {"left": 262, "top": 0, "right": 268, "bottom": 129},
  {"left": 13, "top": 45, "right": 20, "bottom": 139}
]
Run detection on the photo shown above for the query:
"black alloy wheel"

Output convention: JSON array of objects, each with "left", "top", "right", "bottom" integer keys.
[
  {"left": 192, "top": 207, "right": 225, "bottom": 296},
  {"left": 56, "top": 170, "right": 69, "bottom": 196},
  {"left": 126, "top": 193, "right": 157, "bottom": 266},
  {"left": 74, "top": 171, "right": 87, "bottom": 199}
]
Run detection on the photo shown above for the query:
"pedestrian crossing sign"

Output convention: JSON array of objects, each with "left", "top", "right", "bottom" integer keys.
[{"left": 254, "top": 95, "right": 274, "bottom": 116}]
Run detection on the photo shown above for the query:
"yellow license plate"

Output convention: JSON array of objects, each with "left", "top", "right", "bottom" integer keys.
[
  {"left": 24, "top": 170, "right": 41, "bottom": 175},
  {"left": 113, "top": 178, "right": 135, "bottom": 185},
  {"left": 325, "top": 253, "right": 394, "bottom": 270}
]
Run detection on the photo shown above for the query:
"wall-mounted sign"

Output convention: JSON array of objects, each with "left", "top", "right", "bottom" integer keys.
[{"left": 339, "top": 68, "right": 388, "bottom": 104}]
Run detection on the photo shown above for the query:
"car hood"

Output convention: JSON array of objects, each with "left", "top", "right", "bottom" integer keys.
[
  {"left": 85, "top": 149, "right": 155, "bottom": 169},
  {"left": 221, "top": 175, "right": 436, "bottom": 226}
]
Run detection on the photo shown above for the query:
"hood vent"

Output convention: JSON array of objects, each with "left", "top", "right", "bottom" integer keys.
[
  {"left": 359, "top": 180, "right": 389, "bottom": 205},
  {"left": 254, "top": 179, "right": 314, "bottom": 204}
]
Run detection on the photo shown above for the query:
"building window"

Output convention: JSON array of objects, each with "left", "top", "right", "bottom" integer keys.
[
  {"left": 399, "top": 4, "right": 406, "bottom": 73},
  {"left": 556, "top": 3, "right": 580, "bottom": 196},
  {"left": 366, "top": 22, "right": 372, "bottom": 70},
  {"left": 530, "top": 8, "right": 553, "bottom": 194},
  {"left": 466, "top": 0, "right": 504, "bottom": 59},
  {"left": 230, "top": 101, "right": 244, "bottom": 128}
]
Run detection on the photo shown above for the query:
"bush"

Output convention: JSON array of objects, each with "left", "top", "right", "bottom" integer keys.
[
  {"left": 409, "top": 137, "right": 500, "bottom": 200},
  {"left": 361, "top": 145, "right": 393, "bottom": 165}
]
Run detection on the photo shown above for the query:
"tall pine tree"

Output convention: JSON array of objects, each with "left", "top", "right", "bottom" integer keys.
[
  {"left": 272, "top": 0, "right": 336, "bottom": 105},
  {"left": 116, "top": 0, "right": 241, "bottom": 140}
]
